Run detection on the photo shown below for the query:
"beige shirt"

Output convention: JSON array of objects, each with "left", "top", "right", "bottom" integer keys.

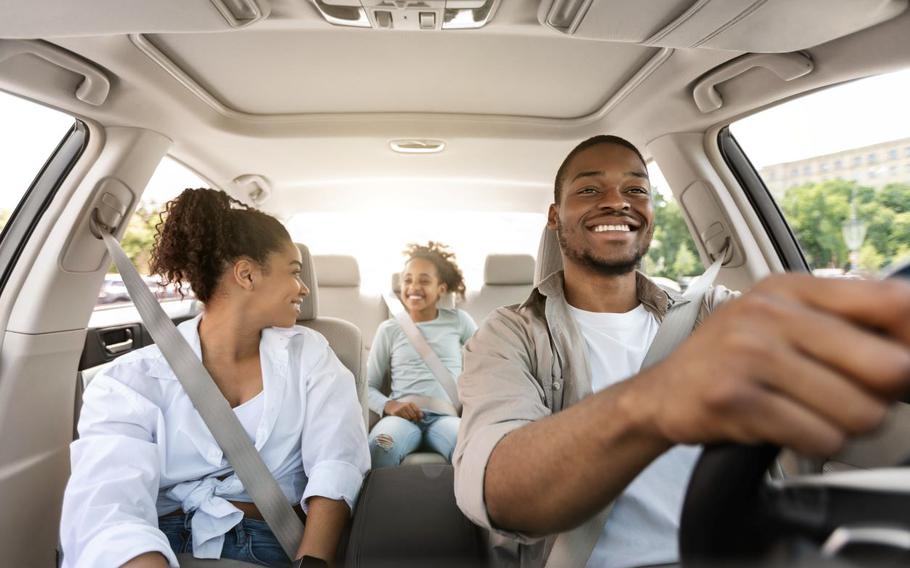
[{"left": 453, "top": 270, "right": 737, "bottom": 567}]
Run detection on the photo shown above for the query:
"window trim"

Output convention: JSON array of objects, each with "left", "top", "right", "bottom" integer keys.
[
  {"left": 0, "top": 120, "right": 89, "bottom": 293},
  {"left": 717, "top": 126, "right": 809, "bottom": 273}
]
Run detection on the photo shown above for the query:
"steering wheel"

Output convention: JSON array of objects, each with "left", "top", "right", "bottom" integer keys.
[{"left": 678, "top": 264, "right": 910, "bottom": 567}]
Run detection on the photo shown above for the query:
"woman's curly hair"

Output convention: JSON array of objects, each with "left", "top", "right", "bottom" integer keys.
[
  {"left": 403, "top": 241, "right": 466, "bottom": 299},
  {"left": 149, "top": 188, "right": 291, "bottom": 303}
]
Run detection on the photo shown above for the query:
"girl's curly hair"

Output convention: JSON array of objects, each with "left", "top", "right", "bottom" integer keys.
[
  {"left": 149, "top": 188, "right": 291, "bottom": 303},
  {"left": 403, "top": 241, "right": 466, "bottom": 299}
]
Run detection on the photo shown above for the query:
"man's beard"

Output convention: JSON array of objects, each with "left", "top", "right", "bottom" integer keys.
[{"left": 556, "top": 217, "right": 646, "bottom": 276}]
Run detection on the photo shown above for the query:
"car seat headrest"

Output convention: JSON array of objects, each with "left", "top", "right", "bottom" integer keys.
[
  {"left": 484, "top": 254, "right": 534, "bottom": 286},
  {"left": 534, "top": 226, "right": 562, "bottom": 285},
  {"left": 295, "top": 243, "right": 319, "bottom": 321},
  {"left": 314, "top": 255, "right": 361, "bottom": 287}
]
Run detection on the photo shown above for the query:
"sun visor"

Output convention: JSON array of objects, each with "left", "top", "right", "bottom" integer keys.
[
  {"left": 538, "top": 0, "right": 908, "bottom": 53},
  {"left": 0, "top": 0, "right": 270, "bottom": 38}
]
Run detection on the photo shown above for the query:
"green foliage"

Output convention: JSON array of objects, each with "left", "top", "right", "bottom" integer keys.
[
  {"left": 645, "top": 192, "right": 701, "bottom": 281},
  {"left": 110, "top": 204, "right": 163, "bottom": 275},
  {"left": 780, "top": 180, "right": 910, "bottom": 273}
]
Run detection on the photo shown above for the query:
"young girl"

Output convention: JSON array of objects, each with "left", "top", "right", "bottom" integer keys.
[
  {"left": 366, "top": 242, "right": 478, "bottom": 468},
  {"left": 61, "top": 189, "right": 369, "bottom": 567}
]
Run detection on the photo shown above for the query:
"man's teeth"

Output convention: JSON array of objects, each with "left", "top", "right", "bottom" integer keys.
[{"left": 593, "top": 224, "right": 631, "bottom": 232}]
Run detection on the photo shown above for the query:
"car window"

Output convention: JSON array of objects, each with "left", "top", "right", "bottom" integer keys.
[
  {"left": 0, "top": 91, "right": 75, "bottom": 237},
  {"left": 288, "top": 163, "right": 698, "bottom": 294},
  {"left": 288, "top": 210, "right": 546, "bottom": 294},
  {"left": 93, "top": 157, "right": 207, "bottom": 311},
  {"left": 729, "top": 68, "right": 910, "bottom": 278},
  {"left": 644, "top": 162, "right": 700, "bottom": 291}
]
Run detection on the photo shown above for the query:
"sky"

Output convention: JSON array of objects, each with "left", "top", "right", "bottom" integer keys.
[
  {"left": 730, "top": 68, "right": 910, "bottom": 169},
  {"left": 3, "top": 67, "right": 909, "bottom": 290}
]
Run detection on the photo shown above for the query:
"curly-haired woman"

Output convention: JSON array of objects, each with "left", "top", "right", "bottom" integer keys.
[
  {"left": 60, "top": 188, "right": 369, "bottom": 568},
  {"left": 366, "top": 242, "right": 478, "bottom": 468}
]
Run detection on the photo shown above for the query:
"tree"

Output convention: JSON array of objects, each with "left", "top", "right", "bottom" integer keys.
[
  {"left": 781, "top": 179, "right": 910, "bottom": 274},
  {"left": 109, "top": 204, "right": 163, "bottom": 274},
  {"left": 645, "top": 192, "right": 701, "bottom": 281}
]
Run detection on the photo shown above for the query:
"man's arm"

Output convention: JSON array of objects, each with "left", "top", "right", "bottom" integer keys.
[{"left": 475, "top": 275, "right": 910, "bottom": 536}]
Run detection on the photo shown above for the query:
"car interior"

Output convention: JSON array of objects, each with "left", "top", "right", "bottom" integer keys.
[{"left": 1, "top": 0, "right": 910, "bottom": 566}]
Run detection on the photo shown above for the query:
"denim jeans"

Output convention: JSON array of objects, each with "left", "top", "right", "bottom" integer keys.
[
  {"left": 368, "top": 411, "right": 460, "bottom": 468},
  {"left": 159, "top": 513, "right": 291, "bottom": 567}
]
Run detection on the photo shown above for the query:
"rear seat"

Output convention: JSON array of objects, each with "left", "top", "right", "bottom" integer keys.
[
  {"left": 313, "top": 255, "right": 386, "bottom": 367},
  {"left": 463, "top": 254, "right": 535, "bottom": 325}
]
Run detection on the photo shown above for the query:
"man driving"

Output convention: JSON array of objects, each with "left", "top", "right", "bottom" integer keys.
[{"left": 453, "top": 135, "right": 910, "bottom": 567}]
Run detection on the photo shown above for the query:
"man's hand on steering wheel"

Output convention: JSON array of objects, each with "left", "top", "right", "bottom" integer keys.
[{"left": 632, "top": 273, "right": 910, "bottom": 456}]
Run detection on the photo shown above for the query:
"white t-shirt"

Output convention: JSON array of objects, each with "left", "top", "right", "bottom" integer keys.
[
  {"left": 568, "top": 303, "right": 701, "bottom": 568},
  {"left": 233, "top": 390, "right": 264, "bottom": 442}
]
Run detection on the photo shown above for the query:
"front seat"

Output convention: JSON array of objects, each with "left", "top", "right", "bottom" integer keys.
[{"left": 295, "top": 244, "right": 367, "bottom": 425}]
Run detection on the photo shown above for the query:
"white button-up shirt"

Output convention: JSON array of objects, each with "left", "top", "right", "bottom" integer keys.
[{"left": 60, "top": 315, "right": 370, "bottom": 568}]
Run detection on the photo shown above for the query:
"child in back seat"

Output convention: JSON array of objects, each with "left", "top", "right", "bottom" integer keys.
[{"left": 367, "top": 242, "right": 478, "bottom": 468}]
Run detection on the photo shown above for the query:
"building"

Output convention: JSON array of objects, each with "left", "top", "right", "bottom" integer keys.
[{"left": 760, "top": 137, "right": 910, "bottom": 197}]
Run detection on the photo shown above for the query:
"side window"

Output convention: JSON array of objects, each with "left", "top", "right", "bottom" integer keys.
[
  {"left": 730, "top": 68, "right": 910, "bottom": 278},
  {"left": 643, "top": 162, "right": 701, "bottom": 291},
  {"left": 0, "top": 91, "right": 74, "bottom": 237},
  {"left": 93, "top": 157, "right": 207, "bottom": 310}
]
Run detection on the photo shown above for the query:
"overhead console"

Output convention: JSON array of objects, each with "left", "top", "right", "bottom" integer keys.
[
  {"left": 310, "top": 0, "right": 500, "bottom": 30},
  {"left": 538, "top": 0, "right": 908, "bottom": 53}
]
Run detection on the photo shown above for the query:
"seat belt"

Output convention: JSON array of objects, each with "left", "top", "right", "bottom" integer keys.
[
  {"left": 93, "top": 221, "right": 304, "bottom": 561},
  {"left": 382, "top": 294, "right": 462, "bottom": 415},
  {"left": 544, "top": 258, "right": 723, "bottom": 568}
]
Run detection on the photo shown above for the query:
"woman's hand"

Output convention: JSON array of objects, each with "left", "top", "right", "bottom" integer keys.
[{"left": 383, "top": 400, "right": 424, "bottom": 422}]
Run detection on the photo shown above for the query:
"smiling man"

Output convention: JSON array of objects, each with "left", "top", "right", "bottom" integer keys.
[{"left": 452, "top": 135, "right": 910, "bottom": 568}]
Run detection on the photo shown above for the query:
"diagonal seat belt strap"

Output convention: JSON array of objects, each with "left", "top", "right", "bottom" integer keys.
[
  {"left": 545, "top": 258, "right": 723, "bottom": 568},
  {"left": 96, "top": 226, "right": 304, "bottom": 560},
  {"left": 382, "top": 294, "right": 462, "bottom": 415}
]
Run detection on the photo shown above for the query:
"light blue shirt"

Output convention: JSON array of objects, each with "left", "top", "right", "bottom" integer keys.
[{"left": 367, "top": 308, "right": 477, "bottom": 415}]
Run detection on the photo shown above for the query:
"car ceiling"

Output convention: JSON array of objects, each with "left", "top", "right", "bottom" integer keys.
[{"left": 0, "top": 0, "right": 908, "bottom": 215}]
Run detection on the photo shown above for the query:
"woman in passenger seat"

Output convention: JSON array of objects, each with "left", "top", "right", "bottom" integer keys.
[
  {"left": 60, "top": 188, "right": 369, "bottom": 568},
  {"left": 367, "top": 242, "right": 478, "bottom": 468}
]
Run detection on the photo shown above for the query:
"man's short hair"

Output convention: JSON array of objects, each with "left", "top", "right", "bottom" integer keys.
[{"left": 553, "top": 135, "right": 647, "bottom": 203}]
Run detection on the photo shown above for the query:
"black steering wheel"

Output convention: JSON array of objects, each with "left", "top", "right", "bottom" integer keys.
[{"left": 679, "top": 264, "right": 910, "bottom": 567}]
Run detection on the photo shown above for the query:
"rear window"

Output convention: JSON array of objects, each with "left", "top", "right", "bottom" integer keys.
[{"left": 288, "top": 210, "right": 545, "bottom": 294}]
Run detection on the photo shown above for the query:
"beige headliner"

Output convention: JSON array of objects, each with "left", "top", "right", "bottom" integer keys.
[{"left": 2, "top": 0, "right": 909, "bottom": 215}]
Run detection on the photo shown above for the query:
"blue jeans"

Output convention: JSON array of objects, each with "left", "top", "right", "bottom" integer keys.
[
  {"left": 368, "top": 411, "right": 460, "bottom": 468},
  {"left": 159, "top": 513, "right": 290, "bottom": 567}
]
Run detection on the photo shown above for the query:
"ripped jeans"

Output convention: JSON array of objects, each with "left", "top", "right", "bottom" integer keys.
[{"left": 368, "top": 411, "right": 460, "bottom": 469}]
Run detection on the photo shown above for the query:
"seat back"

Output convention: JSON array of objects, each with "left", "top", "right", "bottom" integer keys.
[
  {"left": 463, "top": 254, "right": 534, "bottom": 324},
  {"left": 345, "top": 464, "right": 488, "bottom": 567},
  {"left": 313, "top": 255, "right": 387, "bottom": 350},
  {"left": 296, "top": 245, "right": 367, "bottom": 427}
]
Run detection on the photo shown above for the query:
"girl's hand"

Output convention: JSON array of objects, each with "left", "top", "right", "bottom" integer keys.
[{"left": 383, "top": 400, "right": 424, "bottom": 422}]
